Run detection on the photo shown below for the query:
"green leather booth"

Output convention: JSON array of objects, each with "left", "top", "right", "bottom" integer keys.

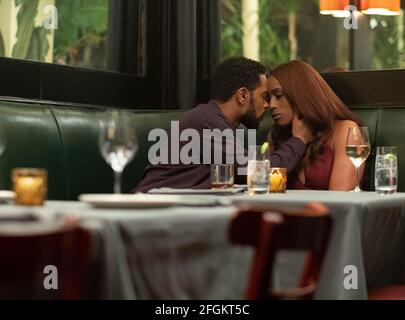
[
  {"left": 0, "top": 100, "right": 182, "bottom": 200},
  {"left": 0, "top": 99, "right": 403, "bottom": 200}
]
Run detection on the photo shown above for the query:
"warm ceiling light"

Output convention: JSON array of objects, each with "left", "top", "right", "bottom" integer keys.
[
  {"left": 361, "top": 0, "right": 401, "bottom": 16},
  {"left": 320, "top": 0, "right": 352, "bottom": 17}
]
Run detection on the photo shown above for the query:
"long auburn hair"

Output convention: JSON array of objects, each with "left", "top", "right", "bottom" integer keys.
[{"left": 270, "top": 60, "right": 361, "bottom": 163}]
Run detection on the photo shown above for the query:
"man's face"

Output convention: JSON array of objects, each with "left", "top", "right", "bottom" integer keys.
[{"left": 240, "top": 74, "right": 269, "bottom": 129}]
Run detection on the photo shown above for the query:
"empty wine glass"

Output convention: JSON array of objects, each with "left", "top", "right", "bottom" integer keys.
[
  {"left": 345, "top": 127, "right": 371, "bottom": 192},
  {"left": 98, "top": 111, "right": 138, "bottom": 194}
]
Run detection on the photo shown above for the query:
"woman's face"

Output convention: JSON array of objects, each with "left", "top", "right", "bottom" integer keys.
[{"left": 267, "top": 76, "right": 294, "bottom": 126}]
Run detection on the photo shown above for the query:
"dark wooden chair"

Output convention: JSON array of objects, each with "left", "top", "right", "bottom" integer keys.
[
  {"left": 0, "top": 216, "right": 92, "bottom": 300},
  {"left": 368, "top": 286, "right": 405, "bottom": 300},
  {"left": 229, "top": 202, "right": 332, "bottom": 300}
]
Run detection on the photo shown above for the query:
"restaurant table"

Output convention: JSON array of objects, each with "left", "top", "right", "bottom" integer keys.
[{"left": 1, "top": 190, "right": 405, "bottom": 300}]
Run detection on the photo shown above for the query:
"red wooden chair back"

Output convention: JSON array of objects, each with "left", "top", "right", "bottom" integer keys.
[
  {"left": 0, "top": 216, "right": 92, "bottom": 299},
  {"left": 229, "top": 202, "right": 332, "bottom": 300}
]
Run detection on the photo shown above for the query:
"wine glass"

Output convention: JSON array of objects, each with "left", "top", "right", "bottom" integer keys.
[
  {"left": 98, "top": 111, "right": 138, "bottom": 194},
  {"left": 345, "top": 127, "right": 371, "bottom": 192}
]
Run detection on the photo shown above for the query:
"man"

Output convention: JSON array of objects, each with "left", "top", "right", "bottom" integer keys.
[{"left": 134, "top": 57, "right": 310, "bottom": 193}]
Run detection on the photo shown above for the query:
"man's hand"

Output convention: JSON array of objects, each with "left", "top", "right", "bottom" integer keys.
[{"left": 292, "top": 115, "right": 312, "bottom": 145}]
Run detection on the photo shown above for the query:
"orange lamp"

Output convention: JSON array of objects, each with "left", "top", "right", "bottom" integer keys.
[
  {"left": 320, "top": 0, "right": 352, "bottom": 17},
  {"left": 361, "top": 0, "right": 401, "bottom": 15}
]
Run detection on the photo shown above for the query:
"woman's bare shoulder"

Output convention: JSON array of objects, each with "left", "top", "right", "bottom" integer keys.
[
  {"left": 330, "top": 120, "right": 359, "bottom": 148},
  {"left": 334, "top": 120, "right": 359, "bottom": 134}
]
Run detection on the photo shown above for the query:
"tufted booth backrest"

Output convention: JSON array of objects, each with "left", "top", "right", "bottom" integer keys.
[
  {"left": 0, "top": 99, "right": 404, "bottom": 199},
  {"left": 0, "top": 102, "right": 69, "bottom": 200},
  {"left": 50, "top": 106, "right": 182, "bottom": 200}
]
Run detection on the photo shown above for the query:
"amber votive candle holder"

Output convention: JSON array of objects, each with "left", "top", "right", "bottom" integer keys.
[
  {"left": 269, "top": 167, "right": 287, "bottom": 193},
  {"left": 12, "top": 168, "right": 48, "bottom": 206}
]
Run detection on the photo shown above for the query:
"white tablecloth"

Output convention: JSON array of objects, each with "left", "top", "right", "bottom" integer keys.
[{"left": 2, "top": 190, "right": 405, "bottom": 300}]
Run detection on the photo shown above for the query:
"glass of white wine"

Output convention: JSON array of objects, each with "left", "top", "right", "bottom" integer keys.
[
  {"left": 345, "top": 127, "right": 371, "bottom": 192},
  {"left": 98, "top": 110, "right": 138, "bottom": 194}
]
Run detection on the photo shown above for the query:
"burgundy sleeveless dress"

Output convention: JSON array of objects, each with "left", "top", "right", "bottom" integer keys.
[{"left": 287, "top": 146, "right": 335, "bottom": 190}]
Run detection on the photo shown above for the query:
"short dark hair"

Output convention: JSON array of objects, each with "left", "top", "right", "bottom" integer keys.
[{"left": 211, "top": 57, "right": 267, "bottom": 102}]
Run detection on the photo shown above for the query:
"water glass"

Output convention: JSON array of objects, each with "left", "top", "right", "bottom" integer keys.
[
  {"left": 375, "top": 146, "right": 397, "bottom": 195},
  {"left": 210, "top": 164, "right": 234, "bottom": 189},
  {"left": 247, "top": 146, "right": 270, "bottom": 195}
]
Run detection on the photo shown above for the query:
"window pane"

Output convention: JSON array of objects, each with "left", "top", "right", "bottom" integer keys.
[
  {"left": 0, "top": 0, "right": 147, "bottom": 74},
  {"left": 54, "top": 0, "right": 109, "bottom": 70},
  {"left": 369, "top": 14, "right": 405, "bottom": 70},
  {"left": 221, "top": 1, "right": 405, "bottom": 72},
  {"left": 0, "top": 0, "right": 109, "bottom": 70},
  {"left": 221, "top": 0, "right": 349, "bottom": 72}
]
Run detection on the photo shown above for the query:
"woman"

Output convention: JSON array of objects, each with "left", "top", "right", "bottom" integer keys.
[{"left": 267, "top": 60, "right": 363, "bottom": 191}]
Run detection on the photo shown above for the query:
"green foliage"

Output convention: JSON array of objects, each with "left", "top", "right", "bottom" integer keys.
[
  {"left": 54, "top": 0, "right": 108, "bottom": 62},
  {"left": 0, "top": 32, "right": 4, "bottom": 57},
  {"left": 10, "top": 0, "right": 49, "bottom": 61},
  {"left": 0, "top": 0, "right": 4, "bottom": 57},
  {"left": 280, "top": 0, "right": 301, "bottom": 13},
  {"left": 221, "top": 0, "right": 298, "bottom": 67},
  {"left": 12, "top": 0, "right": 39, "bottom": 59},
  {"left": 5, "top": 0, "right": 108, "bottom": 66},
  {"left": 27, "top": 27, "right": 50, "bottom": 61},
  {"left": 258, "top": 0, "right": 290, "bottom": 68},
  {"left": 371, "top": 15, "right": 405, "bottom": 70},
  {"left": 221, "top": 0, "right": 243, "bottom": 58}
]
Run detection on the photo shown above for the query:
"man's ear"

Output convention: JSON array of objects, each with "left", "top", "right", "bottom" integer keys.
[{"left": 235, "top": 87, "right": 249, "bottom": 105}]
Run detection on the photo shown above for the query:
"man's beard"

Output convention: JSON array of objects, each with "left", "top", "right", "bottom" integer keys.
[{"left": 240, "top": 100, "right": 261, "bottom": 130}]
